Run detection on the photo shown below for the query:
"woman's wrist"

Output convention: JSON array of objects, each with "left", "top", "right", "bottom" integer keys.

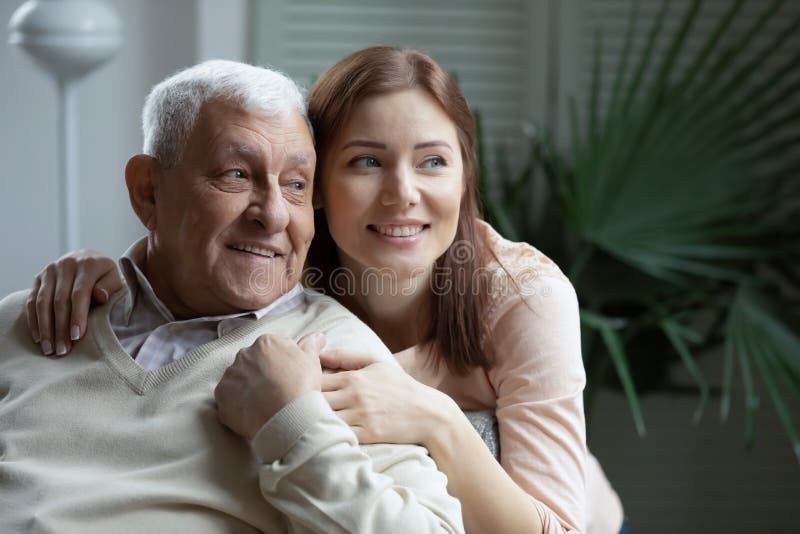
[{"left": 423, "top": 390, "right": 469, "bottom": 460}]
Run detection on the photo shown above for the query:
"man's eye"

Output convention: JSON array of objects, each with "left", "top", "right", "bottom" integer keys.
[
  {"left": 287, "top": 180, "right": 306, "bottom": 191},
  {"left": 350, "top": 156, "right": 380, "bottom": 169},
  {"left": 420, "top": 156, "right": 446, "bottom": 169},
  {"left": 222, "top": 169, "right": 247, "bottom": 179}
]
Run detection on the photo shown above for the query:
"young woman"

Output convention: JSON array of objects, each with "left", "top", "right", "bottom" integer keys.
[{"left": 26, "top": 47, "right": 623, "bottom": 533}]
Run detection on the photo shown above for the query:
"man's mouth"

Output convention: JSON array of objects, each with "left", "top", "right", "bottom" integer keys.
[
  {"left": 229, "top": 243, "right": 279, "bottom": 258},
  {"left": 369, "top": 224, "right": 428, "bottom": 237}
]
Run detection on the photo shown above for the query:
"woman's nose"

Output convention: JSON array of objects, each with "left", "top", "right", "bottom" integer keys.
[{"left": 380, "top": 166, "right": 420, "bottom": 207}]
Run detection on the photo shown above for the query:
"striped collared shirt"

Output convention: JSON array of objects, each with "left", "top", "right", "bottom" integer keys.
[{"left": 110, "top": 238, "right": 306, "bottom": 370}]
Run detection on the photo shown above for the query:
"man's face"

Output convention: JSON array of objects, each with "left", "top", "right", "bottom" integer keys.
[{"left": 146, "top": 101, "right": 316, "bottom": 318}]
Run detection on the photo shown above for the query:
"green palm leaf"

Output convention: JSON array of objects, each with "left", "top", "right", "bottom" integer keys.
[
  {"left": 726, "top": 286, "right": 800, "bottom": 462},
  {"left": 561, "top": 0, "right": 798, "bottom": 282},
  {"left": 478, "top": 0, "right": 799, "bottom": 457},
  {"left": 581, "top": 309, "right": 646, "bottom": 437},
  {"left": 560, "top": 0, "right": 800, "bottom": 453}
]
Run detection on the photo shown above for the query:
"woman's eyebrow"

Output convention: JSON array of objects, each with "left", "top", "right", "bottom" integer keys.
[
  {"left": 341, "top": 140, "right": 386, "bottom": 150},
  {"left": 341, "top": 139, "right": 454, "bottom": 151},
  {"left": 414, "top": 140, "right": 453, "bottom": 151}
]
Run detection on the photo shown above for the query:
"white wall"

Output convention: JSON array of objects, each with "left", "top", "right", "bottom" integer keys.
[
  {"left": 0, "top": 0, "right": 197, "bottom": 297},
  {"left": 196, "top": 0, "right": 248, "bottom": 62}
]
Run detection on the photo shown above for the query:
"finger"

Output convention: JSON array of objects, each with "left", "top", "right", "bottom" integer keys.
[
  {"left": 320, "top": 370, "right": 356, "bottom": 392},
  {"left": 214, "top": 390, "right": 232, "bottom": 428},
  {"left": 26, "top": 276, "right": 42, "bottom": 344},
  {"left": 297, "top": 332, "right": 327, "bottom": 356},
  {"left": 93, "top": 267, "right": 124, "bottom": 304},
  {"left": 53, "top": 260, "right": 78, "bottom": 356},
  {"left": 350, "top": 425, "right": 373, "bottom": 445},
  {"left": 333, "top": 408, "right": 361, "bottom": 427},
  {"left": 70, "top": 262, "right": 121, "bottom": 340},
  {"left": 322, "top": 389, "right": 352, "bottom": 411},
  {"left": 213, "top": 378, "right": 227, "bottom": 405},
  {"left": 69, "top": 269, "right": 95, "bottom": 342},
  {"left": 332, "top": 411, "right": 373, "bottom": 444},
  {"left": 35, "top": 265, "right": 57, "bottom": 355},
  {"left": 319, "top": 349, "right": 381, "bottom": 371}
]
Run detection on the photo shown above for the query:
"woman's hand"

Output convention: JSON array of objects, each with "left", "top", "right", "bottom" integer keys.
[
  {"left": 320, "top": 350, "right": 459, "bottom": 447},
  {"left": 26, "top": 250, "right": 124, "bottom": 356}
]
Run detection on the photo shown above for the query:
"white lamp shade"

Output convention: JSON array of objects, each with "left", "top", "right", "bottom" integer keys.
[{"left": 8, "top": 0, "right": 122, "bottom": 81}]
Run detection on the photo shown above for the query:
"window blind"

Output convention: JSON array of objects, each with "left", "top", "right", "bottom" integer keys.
[{"left": 251, "top": 0, "right": 532, "bottom": 148}]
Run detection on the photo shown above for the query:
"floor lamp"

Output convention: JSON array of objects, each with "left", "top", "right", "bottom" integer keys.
[{"left": 8, "top": 0, "right": 121, "bottom": 254}]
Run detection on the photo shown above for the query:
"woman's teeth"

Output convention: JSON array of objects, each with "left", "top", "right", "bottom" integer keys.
[
  {"left": 374, "top": 225, "right": 424, "bottom": 237},
  {"left": 231, "top": 244, "right": 276, "bottom": 257}
]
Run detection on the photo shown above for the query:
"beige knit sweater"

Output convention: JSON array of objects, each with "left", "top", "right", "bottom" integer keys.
[{"left": 0, "top": 290, "right": 463, "bottom": 534}]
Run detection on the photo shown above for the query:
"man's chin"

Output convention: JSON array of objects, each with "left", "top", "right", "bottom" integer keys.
[
  {"left": 221, "top": 293, "right": 279, "bottom": 313},
  {"left": 211, "top": 255, "right": 292, "bottom": 300}
]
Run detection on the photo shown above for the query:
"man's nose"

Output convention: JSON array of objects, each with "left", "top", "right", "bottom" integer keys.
[
  {"left": 380, "top": 165, "right": 420, "bottom": 207},
  {"left": 246, "top": 179, "right": 290, "bottom": 233}
]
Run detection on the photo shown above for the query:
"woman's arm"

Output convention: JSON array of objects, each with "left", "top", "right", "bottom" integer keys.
[
  {"left": 321, "top": 358, "right": 543, "bottom": 534},
  {"left": 26, "top": 250, "right": 123, "bottom": 355},
  {"left": 478, "top": 276, "right": 587, "bottom": 533},
  {"left": 320, "top": 275, "right": 587, "bottom": 534}
]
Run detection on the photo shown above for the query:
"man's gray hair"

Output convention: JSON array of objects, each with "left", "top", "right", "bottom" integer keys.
[{"left": 142, "top": 59, "right": 310, "bottom": 168}]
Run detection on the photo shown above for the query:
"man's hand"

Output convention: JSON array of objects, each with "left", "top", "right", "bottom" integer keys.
[{"left": 215, "top": 332, "right": 327, "bottom": 441}]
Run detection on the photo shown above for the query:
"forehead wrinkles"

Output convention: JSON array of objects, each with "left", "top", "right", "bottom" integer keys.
[
  {"left": 197, "top": 99, "right": 308, "bottom": 150},
  {"left": 212, "top": 124, "right": 314, "bottom": 169},
  {"left": 267, "top": 133, "right": 315, "bottom": 170}
]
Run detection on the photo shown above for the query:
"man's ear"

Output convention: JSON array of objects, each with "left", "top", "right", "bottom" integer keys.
[{"left": 125, "top": 154, "right": 160, "bottom": 231}]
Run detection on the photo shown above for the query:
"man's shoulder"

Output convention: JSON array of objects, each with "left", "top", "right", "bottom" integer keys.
[
  {"left": 0, "top": 291, "right": 38, "bottom": 365},
  {"left": 298, "top": 288, "right": 352, "bottom": 317},
  {"left": 273, "top": 288, "right": 357, "bottom": 331},
  {"left": 266, "top": 289, "right": 392, "bottom": 361},
  {"left": 0, "top": 289, "right": 29, "bottom": 310},
  {"left": 0, "top": 290, "right": 29, "bottom": 335}
]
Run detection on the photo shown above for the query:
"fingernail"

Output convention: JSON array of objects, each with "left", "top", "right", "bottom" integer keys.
[
  {"left": 99, "top": 288, "right": 109, "bottom": 301},
  {"left": 70, "top": 325, "right": 81, "bottom": 341},
  {"left": 41, "top": 340, "right": 53, "bottom": 355},
  {"left": 56, "top": 341, "right": 67, "bottom": 356}
]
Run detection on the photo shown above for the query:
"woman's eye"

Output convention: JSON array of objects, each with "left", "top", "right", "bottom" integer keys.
[
  {"left": 222, "top": 169, "right": 247, "bottom": 179},
  {"left": 350, "top": 156, "right": 380, "bottom": 169},
  {"left": 420, "top": 156, "right": 446, "bottom": 169}
]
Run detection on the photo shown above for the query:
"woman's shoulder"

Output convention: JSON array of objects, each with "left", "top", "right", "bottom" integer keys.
[
  {"left": 476, "top": 219, "right": 569, "bottom": 282},
  {"left": 475, "top": 219, "right": 574, "bottom": 319},
  {"left": 475, "top": 221, "right": 584, "bottom": 396}
]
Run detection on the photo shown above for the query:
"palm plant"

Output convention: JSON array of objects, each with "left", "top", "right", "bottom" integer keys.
[{"left": 479, "top": 0, "right": 800, "bottom": 460}]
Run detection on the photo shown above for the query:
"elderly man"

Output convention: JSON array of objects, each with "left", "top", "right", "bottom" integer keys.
[{"left": 0, "top": 61, "right": 462, "bottom": 533}]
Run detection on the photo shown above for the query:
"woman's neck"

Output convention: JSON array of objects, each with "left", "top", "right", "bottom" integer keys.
[{"left": 339, "top": 264, "right": 434, "bottom": 353}]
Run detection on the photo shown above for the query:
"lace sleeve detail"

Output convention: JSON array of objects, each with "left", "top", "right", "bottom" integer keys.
[{"left": 477, "top": 220, "right": 570, "bottom": 340}]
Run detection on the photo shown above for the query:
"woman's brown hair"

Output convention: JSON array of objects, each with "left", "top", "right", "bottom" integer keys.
[{"left": 305, "top": 46, "right": 492, "bottom": 374}]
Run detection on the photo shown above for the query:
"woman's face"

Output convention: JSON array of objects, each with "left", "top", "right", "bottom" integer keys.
[{"left": 320, "top": 89, "right": 464, "bottom": 279}]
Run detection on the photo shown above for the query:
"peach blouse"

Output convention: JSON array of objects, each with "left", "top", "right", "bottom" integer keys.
[{"left": 396, "top": 220, "right": 622, "bottom": 534}]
